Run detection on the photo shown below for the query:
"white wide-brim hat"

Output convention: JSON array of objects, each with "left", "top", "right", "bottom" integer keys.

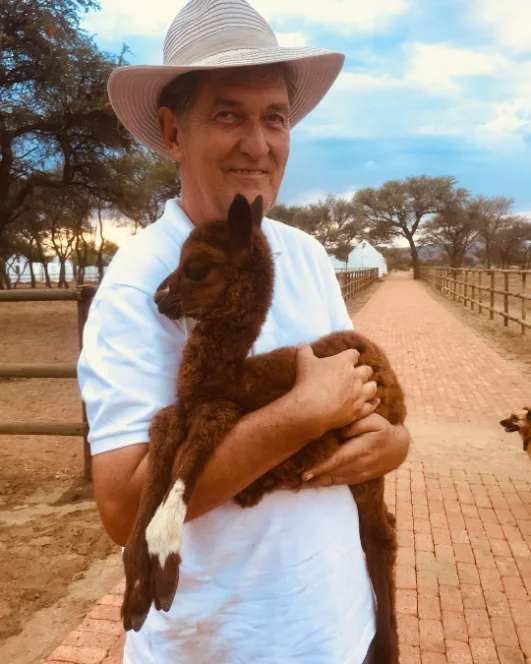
[{"left": 107, "top": 0, "right": 345, "bottom": 160}]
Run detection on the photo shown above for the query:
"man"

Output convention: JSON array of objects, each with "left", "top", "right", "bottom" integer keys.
[{"left": 78, "top": 1, "right": 410, "bottom": 662}]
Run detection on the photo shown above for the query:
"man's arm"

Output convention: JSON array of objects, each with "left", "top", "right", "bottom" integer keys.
[
  {"left": 93, "top": 345, "right": 378, "bottom": 546},
  {"left": 94, "top": 388, "right": 320, "bottom": 546}
]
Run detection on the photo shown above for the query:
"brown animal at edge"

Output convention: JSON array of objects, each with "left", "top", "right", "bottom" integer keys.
[
  {"left": 500, "top": 407, "right": 531, "bottom": 461},
  {"left": 120, "top": 194, "right": 407, "bottom": 664}
]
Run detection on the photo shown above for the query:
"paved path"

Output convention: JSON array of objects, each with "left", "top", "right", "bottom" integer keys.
[{"left": 43, "top": 274, "right": 531, "bottom": 664}]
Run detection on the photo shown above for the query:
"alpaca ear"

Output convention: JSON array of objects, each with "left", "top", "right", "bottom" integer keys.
[
  {"left": 526, "top": 408, "right": 531, "bottom": 421},
  {"left": 250, "top": 196, "right": 263, "bottom": 229},
  {"left": 227, "top": 193, "right": 254, "bottom": 258}
]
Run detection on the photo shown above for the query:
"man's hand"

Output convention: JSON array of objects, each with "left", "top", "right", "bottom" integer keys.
[
  {"left": 301, "top": 414, "right": 410, "bottom": 487},
  {"left": 293, "top": 343, "right": 380, "bottom": 438}
]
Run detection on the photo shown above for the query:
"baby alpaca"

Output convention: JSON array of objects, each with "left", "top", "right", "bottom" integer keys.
[
  {"left": 121, "top": 194, "right": 406, "bottom": 663},
  {"left": 500, "top": 407, "right": 531, "bottom": 460}
]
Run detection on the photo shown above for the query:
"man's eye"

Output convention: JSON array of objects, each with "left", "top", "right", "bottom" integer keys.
[
  {"left": 266, "top": 113, "right": 286, "bottom": 124},
  {"left": 183, "top": 263, "right": 211, "bottom": 281},
  {"left": 216, "top": 111, "right": 237, "bottom": 121}
]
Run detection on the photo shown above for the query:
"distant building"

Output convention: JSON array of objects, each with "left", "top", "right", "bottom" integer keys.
[{"left": 329, "top": 240, "right": 388, "bottom": 277}]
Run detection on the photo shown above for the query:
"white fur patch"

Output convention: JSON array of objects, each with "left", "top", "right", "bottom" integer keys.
[{"left": 146, "top": 479, "right": 187, "bottom": 569}]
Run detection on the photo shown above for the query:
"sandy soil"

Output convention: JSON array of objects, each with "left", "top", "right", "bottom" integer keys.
[{"left": 0, "top": 299, "right": 121, "bottom": 663}]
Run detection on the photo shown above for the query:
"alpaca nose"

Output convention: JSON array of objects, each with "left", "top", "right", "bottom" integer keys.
[{"left": 154, "top": 286, "right": 170, "bottom": 305}]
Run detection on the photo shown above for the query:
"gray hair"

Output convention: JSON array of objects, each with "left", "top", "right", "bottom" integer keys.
[{"left": 157, "top": 63, "right": 296, "bottom": 123}]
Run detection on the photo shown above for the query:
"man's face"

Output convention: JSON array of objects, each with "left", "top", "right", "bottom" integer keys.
[{"left": 161, "top": 69, "right": 290, "bottom": 223}]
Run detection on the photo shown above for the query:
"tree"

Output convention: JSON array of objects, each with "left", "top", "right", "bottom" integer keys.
[
  {"left": 468, "top": 196, "right": 513, "bottom": 268},
  {"left": 496, "top": 216, "right": 531, "bottom": 268},
  {"left": 0, "top": 0, "right": 134, "bottom": 249},
  {"left": 423, "top": 194, "right": 477, "bottom": 268},
  {"left": 355, "top": 176, "right": 463, "bottom": 279},
  {"left": 111, "top": 151, "right": 182, "bottom": 232},
  {"left": 378, "top": 246, "right": 412, "bottom": 272},
  {"left": 269, "top": 195, "right": 364, "bottom": 256}
]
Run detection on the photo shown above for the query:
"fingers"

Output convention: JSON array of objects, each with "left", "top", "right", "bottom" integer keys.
[
  {"left": 295, "top": 343, "right": 316, "bottom": 362},
  {"left": 344, "top": 348, "right": 361, "bottom": 366},
  {"left": 358, "top": 396, "right": 381, "bottom": 421},
  {"left": 361, "top": 380, "right": 378, "bottom": 401},
  {"left": 355, "top": 364, "right": 374, "bottom": 382},
  {"left": 302, "top": 447, "right": 352, "bottom": 481}
]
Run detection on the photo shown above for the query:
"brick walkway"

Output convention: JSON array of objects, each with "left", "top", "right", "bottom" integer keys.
[{"left": 43, "top": 274, "right": 531, "bottom": 664}]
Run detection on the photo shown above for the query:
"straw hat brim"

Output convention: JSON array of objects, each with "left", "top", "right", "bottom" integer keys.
[{"left": 107, "top": 46, "right": 345, "bottom": 159}]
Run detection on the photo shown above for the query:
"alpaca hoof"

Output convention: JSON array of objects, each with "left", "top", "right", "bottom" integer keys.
[
  {"left": 121, "top": 532, "right": 154, "bottom": 632},
  {"left": 151, "top": 551, "right": 181, "bottom": 613},
  {"left": 121, "top": 576, "right": 152, "bottom": 632}
]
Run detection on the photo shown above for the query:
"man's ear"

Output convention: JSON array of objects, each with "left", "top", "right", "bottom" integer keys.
[
  {"left": 158, "top": 107, "right": 184, "bottom": 162},
  {"left": 227, "top": 194, "right": 254, "bottom": 259}
]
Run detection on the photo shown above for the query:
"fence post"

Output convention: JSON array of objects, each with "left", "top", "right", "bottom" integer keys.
[
  {"left": 470, "top": 270, "right": 475, "bottom": 311},
  {"left": 522, "top": 273, "right": 527, "bottom": 335},
  {"left": 504, "top": 272, "right": 509, "bottom": 327},
  {"left": 76, "top": 286, "right": 96, "bottom": 481},
  {"left": 478, "top": 271, "right": 483, "bottom": 314},
  {"left": 490, "top": 271, "right": 495, "bottom": 320},
  {"left": 464, "top": 269, "right": 468, "bottom": 307}
]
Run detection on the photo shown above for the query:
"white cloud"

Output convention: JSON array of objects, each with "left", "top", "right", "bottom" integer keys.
[
  {"left": 81, "top": 0, "right": 409, "bottom": 40},
  {"left": 287, "top": 187, "right": 356, "bottom": 205},
  {"left": 470, "top": 0, "right": 531, "bottom": 54},
  {"left": 253, "top": 0, "right": 409, "bottom": 32},
  {"left": 335, "top": 72, "right": 405, "bottom": 92},
  {"left": 82, "top": 0, "right": 177, "bottom": 39},
  {"left": 405, "top": 43, "right": 504, "bottom": 93},
  {"left": 332, "top": 44, "right": 508, "bottom": 98},
  {"left": 481, "top": 99, "right": 531, "bottom": 133}
]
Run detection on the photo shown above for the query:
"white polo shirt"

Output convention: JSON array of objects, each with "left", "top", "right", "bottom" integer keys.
[{"left": 77, "top": 198, "right": 376, "bottom": 664}]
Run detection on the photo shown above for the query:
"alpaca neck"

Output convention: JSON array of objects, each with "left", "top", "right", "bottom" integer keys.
[{"left": 192, "top": 313, "right": 265, "bottom": 367}]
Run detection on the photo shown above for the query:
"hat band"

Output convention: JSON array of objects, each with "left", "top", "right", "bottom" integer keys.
[{"left": 164, "top": 28, "right": 278, "bottom": 66}]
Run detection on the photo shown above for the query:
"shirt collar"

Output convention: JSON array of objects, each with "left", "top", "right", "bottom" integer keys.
[{"left": 163, "top": 197, "right": 282, "bottom": 259}]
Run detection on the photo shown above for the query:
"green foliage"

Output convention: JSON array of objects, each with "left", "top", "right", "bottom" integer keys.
[{"left": 269, "top": 195, "right": 364, "bottom": 256}]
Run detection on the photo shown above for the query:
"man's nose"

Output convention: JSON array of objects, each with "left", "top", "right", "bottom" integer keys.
[{"left": 238, "top": 119, "right": 269, "bottom": 161}]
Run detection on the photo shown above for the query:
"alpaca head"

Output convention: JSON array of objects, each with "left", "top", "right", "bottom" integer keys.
[
  {"left": 155, "top": 194, "right": 274, "bottom": 324},
  {"left": 499, "top": 407, "right": 531, "bottom": 460}
]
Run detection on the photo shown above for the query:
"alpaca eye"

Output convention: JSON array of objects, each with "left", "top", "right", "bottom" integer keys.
[{"left": 183, "top": 263, "right": 211, "bottom": 281}]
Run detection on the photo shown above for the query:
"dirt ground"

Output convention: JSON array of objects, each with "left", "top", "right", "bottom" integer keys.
[{"left": 0, "top": 299, "right": 121, "bottom": 663}]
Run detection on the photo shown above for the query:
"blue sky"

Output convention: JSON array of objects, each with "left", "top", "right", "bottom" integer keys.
[{"left": 81, "top": 0, "right": 531, "bottom": 214}]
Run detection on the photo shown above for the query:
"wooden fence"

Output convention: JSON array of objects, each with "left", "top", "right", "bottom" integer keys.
[
  {"left": 336, "top": 268, "right": 379, "bottom": 300},
  {"left": 420, "top": 267, "right": 530, "bottom": 334},
  {"left": 0, "top": 287, "right": 96, "bottom": 479}
]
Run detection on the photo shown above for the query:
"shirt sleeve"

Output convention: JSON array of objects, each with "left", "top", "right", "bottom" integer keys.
[{"left": 77, "top": 283, "right": 186, "bottom": 456}]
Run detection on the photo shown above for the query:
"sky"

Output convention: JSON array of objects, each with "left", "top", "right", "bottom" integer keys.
[{"left": 80, "top": 0, "right": 531, "bottom": 243}]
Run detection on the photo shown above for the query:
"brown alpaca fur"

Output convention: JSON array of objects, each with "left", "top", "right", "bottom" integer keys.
[
  {"left": 121, "top": 194, "right": 406, "bottom": 663},
  {"left": 500, "top": 407, "right": 531, "bottom": 461}
]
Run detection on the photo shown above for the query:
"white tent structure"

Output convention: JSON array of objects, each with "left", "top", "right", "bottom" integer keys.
[{"left": 329, "top": 240, "right": 387, "bottom": 277}]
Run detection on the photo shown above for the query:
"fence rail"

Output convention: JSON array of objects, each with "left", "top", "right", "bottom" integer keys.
[
  {"left": 0, "top": 286, "right": 96, "bottom": 479},
  {"left": 336, "top": 268, "right": 379, "bottom": 300},
  {"left": 420, "top": 267, "right": 530, "bottom": 334}
]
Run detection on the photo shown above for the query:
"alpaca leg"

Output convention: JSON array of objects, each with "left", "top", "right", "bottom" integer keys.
[
  {"left": 147, "top": 400, "right": 242, "bottom": 613},
  {"left": 121, "top": 405, "right": 186, "bottom": 632},
  {"left": 351, "top": 479, "right": 398, "bottom": 664}
]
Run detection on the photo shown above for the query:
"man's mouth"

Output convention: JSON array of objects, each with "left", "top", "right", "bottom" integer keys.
[{"left": 228, "top": 169, "right": 267, "bottom": 175}]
